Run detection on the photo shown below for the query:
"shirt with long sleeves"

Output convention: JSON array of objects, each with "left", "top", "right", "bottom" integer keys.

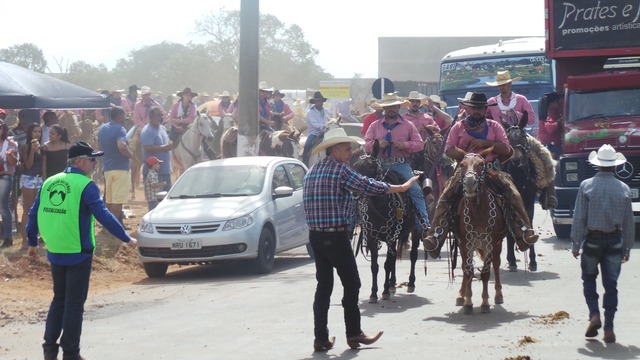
[
  {"left": 271, "top": 100, "right": 294, "bottom": 122},
  {"left": 361, "top": 111, "right": 383, "bottom": 136},
  {"left": 537, "top": 107, "right": 562, "bottom": 146},
  {"left": 364, "top": 117, "right": 424, "bottom": 158},
  {"left": 169, "top": 100, "right": 197, "bottom": 126},
  {"left": 403, "top": 111, "right": 437, "bottom": 141},
  {"left": 133, "top": 98, "right": 164, "bottom": 128},
  {"left": 444, "top": 118, "right": 509, "bottom": 163},
  {"left": 486, "top": 92, "right": 535, "bottom": 126},
  {"left": 27, "top": 167, "right": 132, "bottom": 266},
  {"left": 571, "top": 172, "right": 634, "bottom": 258},
  {"left": 306, "top": 106, "right": 330, "bottom": 136},
  {"left": 303, "top": 156, "right": 389, "bottom": 228}
]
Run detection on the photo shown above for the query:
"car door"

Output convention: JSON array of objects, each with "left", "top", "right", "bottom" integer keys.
[
  {"left": 283, "top": 162, "right": 308, "bottom": 247},
  {"left": 271, "top": 164, "right": 297, "bottom": 249}
]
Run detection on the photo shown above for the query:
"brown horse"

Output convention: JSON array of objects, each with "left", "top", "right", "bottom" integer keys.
[{"left": 258, "top": 129, "right": 301, "bottom": 158}]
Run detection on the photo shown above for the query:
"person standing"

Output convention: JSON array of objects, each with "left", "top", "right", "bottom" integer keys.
[
  {"left": 302, "top": 91, "right": 330, "bottom": 166},
  {"left": 19, "top": 123, "right": 44, "bottom": 249},
  {"left": 0, "top": 121, "right": 19, "bottom": 248},
  {"left": 304, "top": 127, "right": 419, "bottom": 351},
  {"left": 144, "top": 156, "right": 167, "bottom": 211},
  {"left": 141, "top": 106, "right": 173, "bottom": 191},
  {"left": 571, "top": 144, "right": 634, "bottom": 344},
  {"left": 97, "top": 106, "right": 132, "bottom": 225},
  {"left": 538, "top": 92, "right": 563, "bottom": 159},
  {"left": 485, "top": 70, "right": 535, "bottom": 127},
  {"left": 42, "top": 125, "right": 71, "bottom": 179},
  {"left": 26, "top": 141, "right": 137, "bottom": 360},
  {"left": 41, "top": 111, "right": 60, "bottom": 145}
]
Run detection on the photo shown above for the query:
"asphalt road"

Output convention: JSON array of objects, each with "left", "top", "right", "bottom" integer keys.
[{"left": 4, "top": 204, "right": 640, "bottom": 360}]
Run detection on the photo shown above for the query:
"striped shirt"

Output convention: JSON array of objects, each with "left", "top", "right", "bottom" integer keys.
[
  {"left": 303, "top": 156, "right": 389, "bottom": 228},
  {"left": 571, "top": 172, "right": 634, "bottom": 257}
]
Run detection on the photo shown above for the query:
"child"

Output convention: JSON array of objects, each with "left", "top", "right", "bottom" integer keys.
[{"left": 145, "top": 156, "right": 167, "bottom": 211}]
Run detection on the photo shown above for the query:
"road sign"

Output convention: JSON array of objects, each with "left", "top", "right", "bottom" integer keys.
[
  {"left": 371, "top": 78, "right": 394, "bottom": 99},
  {"left": 319, "top": 80, "right": 351, "bottom": 99}
]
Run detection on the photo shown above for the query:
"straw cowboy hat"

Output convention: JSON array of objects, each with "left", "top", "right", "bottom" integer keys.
[
  {"left": 311, "top": 127, "right": 362, "bottom": 155},
  {"left": 109, "top": 86, "right": 125, "bottom": 94},
  {"left": 460, "top": 92, "right": 498, "bottom": 107},
  {"left": 367, "top": 98, "right": 382, "bottom": 111},
  {"left": 309, "top": 91, "right": 328, "bottom": 104},
  {"left": 259, "top": 81, "right": 274, "bottom": 92},
  {"left": 140, "top": 86, "right": 152, "bottom": 96},
  {"left": 376, "top": 93, "right": 410, "bottom": 108},
  {"left": 177, "top": 87, "right": 198, "bottom": 97},
  {"left": 486, "top": 70, "right": 522, "bottom": 86},
  {"left": 220, "top": 91, "right": 230, "bottom": 97},
  {"left": 588, "top": 144, "right": 627, "bottom": 167},
  {"left": 429, "top": 95, "right": 447, "bottom": 108}
]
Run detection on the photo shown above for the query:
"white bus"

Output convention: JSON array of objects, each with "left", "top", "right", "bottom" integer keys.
[{"left": 439, "top": 37, "right": 554, "bottom": 133}]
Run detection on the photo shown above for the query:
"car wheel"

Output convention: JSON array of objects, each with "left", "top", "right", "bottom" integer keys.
[
  {"left": 253, "top": 228, "right": 275, "bottom": 274},
  {"left": 306, "top": 242, "right": 315, "bottom": 260},
  {"left": 143, "top": 263, "right": 168, "bottom": 278}
]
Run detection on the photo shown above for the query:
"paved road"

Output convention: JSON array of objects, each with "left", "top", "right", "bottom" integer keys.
[{"left": 3, "top": 204, "right": 640, "bottom": 359}]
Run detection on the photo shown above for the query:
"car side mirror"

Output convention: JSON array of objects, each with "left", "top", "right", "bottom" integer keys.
[
  {"left": 273, "top": 186, "right": 294, "bottom": 199},
  {"left": 155, "top": 191, "right": 168, "bottom": 201}
]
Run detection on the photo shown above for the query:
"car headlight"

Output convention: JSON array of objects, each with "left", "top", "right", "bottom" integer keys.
[
  {"left": 138, "top": 220, "right": 154, "bottom": 234},
  {"left": 223, "top": 215, "right": 254, "bottom": 231},
  {"left": 564, "top": 162, "right": 578, "bottom": 171}
]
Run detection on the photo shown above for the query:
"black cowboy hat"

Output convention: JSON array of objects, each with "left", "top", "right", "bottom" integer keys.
[
  {"left": 309, "top": 91, "right": 328, "bottom": 104},
  {"left": 460, "top": 92, "right": 498, "bottom": 107},
  {"left": 176, "top": 87, "right": 198, "bottom": 97}
]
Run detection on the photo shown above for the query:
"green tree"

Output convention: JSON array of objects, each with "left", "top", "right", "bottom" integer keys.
[
  {"left": 0, "top": 43, "right": 47, "bottom": 72},
  {"left": 64, "top": 61, "right": 110, "bottom": 93}
]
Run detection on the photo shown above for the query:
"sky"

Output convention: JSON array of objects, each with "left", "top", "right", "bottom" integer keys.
[{"left": 0, "top": 0, "right": 545, "bottom": 79}]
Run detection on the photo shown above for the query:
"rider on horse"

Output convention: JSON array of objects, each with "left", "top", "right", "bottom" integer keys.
[
  {"left": 168, "top": 87, "right": 198, "bottom": 145},
  {"left": 423, "top": 92, "right": 539, "bottom": 258}
]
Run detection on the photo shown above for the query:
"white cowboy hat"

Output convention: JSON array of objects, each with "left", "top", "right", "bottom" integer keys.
[
  {"left": 367, "top": 98, "right": 382, "bottom": 111},
  {"left": 429, "top": 95, "right": 447, "bottom": 108},
  {"left": 405, "top": 91, "right": 427, "bottom": 104},
  {"left": 588, "top": 144, "right": 627, "bottom": 167},
  {"left": 140, "top": 86, "right": 152, "bottom": 96},
  {"left": 486, "top": 70, "right": 522, "bottom": 86},
  {"left": 259, "top": 81, "right": 274, "bottom": 92},
  {"left": 109, "top": 86, "right": 125, "bottom": 94},
  {"left": 311, "top": 127, "right": 362, "bottom": 155},
  {"left": 220, "top": 90, "right": 230, "bottom": 97},
  {"left": 375, "top": 93, "right": 410, "bottom": 108}
]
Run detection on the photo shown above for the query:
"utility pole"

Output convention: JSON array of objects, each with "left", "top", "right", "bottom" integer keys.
[{"left": 237, "top": 0, "right": 260, "bottom": 156}]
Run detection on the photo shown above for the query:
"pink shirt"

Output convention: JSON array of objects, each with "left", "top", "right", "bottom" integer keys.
[
  {"left": 361, "top": 111, "right": 383, "bottom": 135},
  {"left": 133, "top": 98, "right": 164, "bottom": 128},
  {"left": 486, "top": 92, "right": 535, "bottom": 126},
  {"left": 445, "top": 119, "right": 509, "bottom": 162},
  {"left": 403, "top": 111, "right": 436, "bottom": 141},
  {"left": 537, "top": 107, "right": 562, "bottom": 146},
  {"left": 364, "top": 118, "right": 423, "bottom": 158},
  {"left": 169, "top": 100, "right": 197, "bottom": 126}
]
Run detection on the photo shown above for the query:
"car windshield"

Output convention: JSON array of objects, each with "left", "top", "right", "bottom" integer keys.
[{"left": 168, "top": 165, "right": 266, "bottom": 198}]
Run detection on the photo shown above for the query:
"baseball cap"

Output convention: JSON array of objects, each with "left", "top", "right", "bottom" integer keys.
[{"left": 146, "top": 156, "right": 163, "bottom": 167}]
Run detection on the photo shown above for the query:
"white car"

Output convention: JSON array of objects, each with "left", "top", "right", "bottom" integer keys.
[{"left": 137, "top": 156, "right": 311, "bottom": 277}]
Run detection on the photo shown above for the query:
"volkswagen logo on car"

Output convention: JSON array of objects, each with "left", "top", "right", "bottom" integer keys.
[{"left": 180, "top": 224, "right": 192, "bottom": 234}]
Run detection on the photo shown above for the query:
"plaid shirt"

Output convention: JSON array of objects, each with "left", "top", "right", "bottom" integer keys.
[
  {"left": 144, "top": 169, "right": 159, "bottom": 201},
  {"left": 303, "top": 156, "right": 389, "bottom": 228}
]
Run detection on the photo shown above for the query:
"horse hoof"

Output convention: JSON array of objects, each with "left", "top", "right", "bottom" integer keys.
[
  {"left": 381, "top": 293, "right": 391, "bottom": 301},
  {"left": 455, "top": 298, "right": 464, "bottom": 306},
  {"left": 463, "top": 305, "right": 473, "bottom": 314},
  {"left": 407, "top": 285, "right": 415, "bottom": 293},
  {"left": 495, "top": 295, "right": 504, "bottom": 304},
  {"left": 389, "top": 286, "right": 396, "bottom": 294},
  {"left": 481, "top": 305, "right": 491, "bottom": 313},
  {"left": 369, "top": 296, "right": 378, "bottom": 304}
]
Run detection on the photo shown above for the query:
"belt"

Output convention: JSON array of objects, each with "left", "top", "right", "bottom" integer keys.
[
  {"left": 588, "top": 230, "right": 621, "bottom": 239},
  {"left": 380, "top": 157, "right": 405, "bottom": 164},
  {"left": 310, "top": 226, "right": 348, "bottom": 232}
]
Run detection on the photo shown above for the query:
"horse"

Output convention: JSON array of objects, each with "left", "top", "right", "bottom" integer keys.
[
  {"left": 221, "top": 126, "right": 238, "bottom": 158},
  {"left": 352, "top": 141, "right": 421, "bottom": 303},
  {"left": 501, "top": 112, "right": 551, "bottom": 272},
  {"left": 171, "top": 113, "right": 217, "bottom": 177},
  {"left": 258, "top": 129, "right": 302, "bottom": 158}
]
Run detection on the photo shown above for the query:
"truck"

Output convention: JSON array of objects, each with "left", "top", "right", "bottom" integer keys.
[{"left": 540, "top": 0, "right": 640, "bottom": 238}]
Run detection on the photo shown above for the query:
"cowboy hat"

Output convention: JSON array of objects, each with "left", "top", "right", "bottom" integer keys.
[
  {"left": 376, "top": 93, "right": 410, "bottom": 108},
  {"left": 486, "top": 70, "right": 522, "bottom": 86},
  {"left": 367, "top": 98, "right": 382, "bottom": 111},
  {"left": 405, "top": 91, "right": 427, "bottom": 104},
  {"left": 259, "top": 81, "right": 274, "bottom": 92},
  {"left": 219, "top": 91, "right": 230, "bottom": 97},
  {"left": 309, "top": 91, "right": 328, "bottom": 104},
  {"left": 457, "top": 91, "right": 474, "bottom": 103},
  {"left": 177, "top": 87, "right": 198, "bottom": 97},
  {"left": 140, "top": 86, "right": 152, "bottom": 96},
  {"left": 109, "top": 86, "right": 125, "bottom": 93},
  {"left": 311, "top": 127, "right": 362, "bottom": 155},
  {"left": 460, "top": 92, "right": 498, "bottom": 107},
  {"left": 588, "top": 144, "right": 626, "bottom": 167},
  {"left": 429, "top": 95, "right": 447, "bottom": 108},
  {"left": 273, "top": 90, "right": 285, "bottom": 97}
]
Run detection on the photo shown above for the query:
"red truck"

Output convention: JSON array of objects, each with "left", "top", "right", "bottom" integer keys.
[{"left": 540, "top": 0, "right": 640, "bottom": 238}]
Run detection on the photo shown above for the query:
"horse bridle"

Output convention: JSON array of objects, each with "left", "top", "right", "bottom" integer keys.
[{"left": 178, "top": 115, "right": 213, "bottom": 161}]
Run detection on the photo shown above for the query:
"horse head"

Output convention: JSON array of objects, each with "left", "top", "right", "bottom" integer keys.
[
  {"left": 460, "top": 153, "right": 486, "bottom": 199},
  {"left": 196, "top": 113, "right": 215, "bottom": 141},
  {"left": 501, "top": 111, "right": 529, "bottom": 167}
]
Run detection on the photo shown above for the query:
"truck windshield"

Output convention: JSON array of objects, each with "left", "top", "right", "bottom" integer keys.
[{"left": 567, "top": 88, "right": 640, "bottom": 122}]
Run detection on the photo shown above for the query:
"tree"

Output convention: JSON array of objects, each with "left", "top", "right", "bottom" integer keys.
[
  {"left": 0, "top": 43, "right": 47, "bottom": 72},
  {"left": 64, "top": 61, "right": 110, "bottom": 93}
]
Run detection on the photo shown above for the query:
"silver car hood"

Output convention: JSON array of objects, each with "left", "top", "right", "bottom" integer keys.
[{"left": 145, "top": 196, "right": 265, "bottom": 223}]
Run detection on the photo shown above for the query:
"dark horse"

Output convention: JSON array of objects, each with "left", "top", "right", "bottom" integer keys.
[
  {"left": 352, "top": 141, "right": 421, "bottom": 303},
  {"left": 501, "top": 112, "right": 539, "bottom": 272}
]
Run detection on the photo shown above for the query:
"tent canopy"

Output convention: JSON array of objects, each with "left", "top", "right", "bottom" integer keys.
[{"left": 0, "top": 61, "right": 109, "bottom": 110}]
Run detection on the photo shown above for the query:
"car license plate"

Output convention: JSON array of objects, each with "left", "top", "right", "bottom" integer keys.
[
  {"left": 170, "top": 239, "right": 202, "bottom": 250},
  {"left": 632, "top": 188, "right": 639, "bottom": 199}
]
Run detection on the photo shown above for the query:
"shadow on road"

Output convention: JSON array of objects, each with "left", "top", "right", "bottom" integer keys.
[
  {"left": 577, "top": 339, "right": 640, "bottom": 359},
  {"left": 424, "top": 304, "right": 532, "bottom": 333}
]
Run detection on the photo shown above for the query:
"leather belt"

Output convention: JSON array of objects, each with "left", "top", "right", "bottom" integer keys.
[
  {"left": 588, "top": 230, "right": 621, "bottom": 239},
  {"left": 380, "top": 157, "right": 405, "bottom": 164},
  {"left": 310, "top": 226, "right": 348, "bottom": 232}
]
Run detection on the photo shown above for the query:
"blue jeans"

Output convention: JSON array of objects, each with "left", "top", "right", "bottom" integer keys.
[
  {"left": 580, "top": 234, "right": 623, "bottom": 329},
  {"left": 302, "top": 133, "right": 321, "bottom": 166},
  {"left": 0, "top": 174, "right": 13, "bottom": 240},
  {"left": 310, "top": 230, "right": 362, "bottom": 341},
  {"left": 43, "top": 257, "right": 93, "bottom": 360},
  {"left": 384, "top": 162, "right": 430, "bottom": 230}
]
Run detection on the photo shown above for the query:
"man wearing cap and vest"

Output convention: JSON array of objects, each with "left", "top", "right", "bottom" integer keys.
[
  {"left": 303, "top": 127, "right": 420, "bottom": 352},
  {"left": 571, "top": 144, "right": 634, "bottom": 344},
  {"left": 363, "top": 93, "right": 431, "bottom": 235},
  {"left": 27, "top": 141, "right": 137, "bottom": 360},
  {"left": 423, "top": 92, "right": 539, "bottom": 258}
]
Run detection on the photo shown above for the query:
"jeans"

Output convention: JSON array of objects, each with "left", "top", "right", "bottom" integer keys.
[
  {"left": 310, "top": 230, "right": 362, "bottom": 341},
  {"left": 0, "top": 174, "right": 13, "bottom": 240},
  {"left": 384, "top": 162, "right": 430, "bottom": 229},
  {"left": 302, "top": 133, "right": 321, "bottom": 166},
  {"left": 43, "top": 257, "right": 93, "bottom": 360},
  {"left": 581, "top": 234, "right": 623, "bottom": 329}
]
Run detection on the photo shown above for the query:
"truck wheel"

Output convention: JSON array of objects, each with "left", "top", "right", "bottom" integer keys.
[
  {"left": 553, "top": 224, "right": 571, "bottom": 239},
  {"left": 253, "top": 228, "right": 275, "bottom": 274},
  {"left": 144, "top": 263, "right": 168, "bottom": 278}
]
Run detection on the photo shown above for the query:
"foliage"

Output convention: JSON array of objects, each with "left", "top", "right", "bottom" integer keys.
[
  {"left": 63, "top": 61, "right": 110, "bottom": 92},
  {"left": 0, "top": 43, "right": 47, "bottom": 72}
]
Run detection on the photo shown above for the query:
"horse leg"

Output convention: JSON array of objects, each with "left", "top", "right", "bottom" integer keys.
[
  {"left": 369, "top": 246, "right": 380, "bottom": 304},
  {"left": 480, "top": 266, "right": 491, "bottom": 313},
  {"left": 493, "top": 246, "right": 504, "bottom": 305},
  {"left": 407, "top": 231, "right": 419, "bottom": 293},
  {"left": 462, "top": 270, "right": 474, "bottom": 314},
  {"left": 381, "top": 248, "right": 396, "bottom": 300}
]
